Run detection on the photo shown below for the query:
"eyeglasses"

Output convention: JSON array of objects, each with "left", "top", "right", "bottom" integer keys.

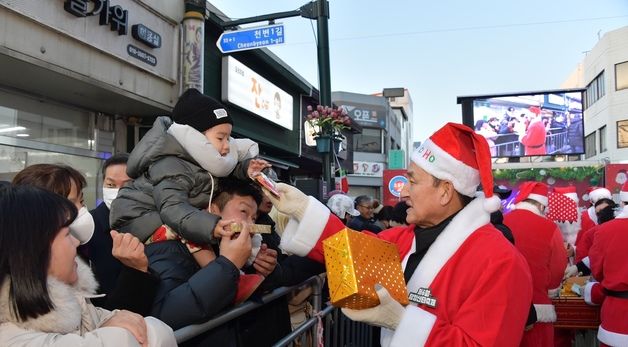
[{"left": 358, "top": 205, "right": 374, "bottom": 210}]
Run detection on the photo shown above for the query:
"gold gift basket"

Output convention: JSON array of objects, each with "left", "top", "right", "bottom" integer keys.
[{"left": 322, "top": 228, "right": 409, "bottom": 309}]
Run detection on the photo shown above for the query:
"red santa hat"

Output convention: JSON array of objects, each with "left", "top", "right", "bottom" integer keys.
[
  {"left": 620, "top": 182, "right": 628, "bottom": 202},
  {"left": 410, "top": 122, "right": 501, "bottom": 212},
  {"left": 588, "top": 186, "right": 611, "bottom": 204},
  {"left": 515, "top": 181, "right": 549, "bottom": 206},
  {"left": 553, "top": 185, "right": 578, "bottom": 204}
]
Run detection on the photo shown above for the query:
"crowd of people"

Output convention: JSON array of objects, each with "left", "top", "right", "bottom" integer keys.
[
  {"left": 474, "top": 106, "right": 584, "bottom": 157},
  {"left": 0, "top": 89, "right": 625, "bottom": 347}
]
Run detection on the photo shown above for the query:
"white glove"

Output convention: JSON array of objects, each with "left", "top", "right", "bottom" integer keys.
[
  {"left": 262, "top": 183, "right": 309, "bottom": 221},
  {"left": 570, "top": 283, "right": 582, "bottom": 296},
  {"left": 564, "top": 264, "right": 579, "bottom": 279},
  {"left": 341, "top": 284, "right": 404, "bottom": 330}
]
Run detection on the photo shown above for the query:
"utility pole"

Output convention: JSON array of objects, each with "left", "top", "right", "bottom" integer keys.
[
  {"left": 212, "top": 1, "right": 333, "bottom": 196},
  {"left": 315, "top": 0, "right": 333, "bottom": 194}
]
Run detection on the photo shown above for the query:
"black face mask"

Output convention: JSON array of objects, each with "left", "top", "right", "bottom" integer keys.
[{"left": 597, "top": 206, "right": 615, "bottom": 224}]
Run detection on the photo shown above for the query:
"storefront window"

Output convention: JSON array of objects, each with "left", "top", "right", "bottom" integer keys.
[
  {"left": 353, "top": 128, "right": 382, "bottom": 153},
  {"left": 0, "top": 144, "right": 101, "bottom": 208},
  {"left": 617, "top": 120, "right": 628, "bottom": 149},
  {"left": 585, "top": 132, "right": 596, "bottom": 158},
  {"left": 0, "top": 90, "right": 93, "bottom": 150},
  {"left": 616, "top": 61, "right": 628, "bottom": 91}
]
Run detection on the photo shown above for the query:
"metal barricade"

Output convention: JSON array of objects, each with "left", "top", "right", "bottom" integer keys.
[
  {"left": 173, "top": 274, "right": 377, "bottom": 347},
  {"left": 174, "top": 275, "right": 323, "bottom": 345}
]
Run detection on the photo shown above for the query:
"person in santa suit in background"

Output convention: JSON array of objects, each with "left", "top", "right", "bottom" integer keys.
[
  {"left": 577, "top": 186, "right": 612, "bottom": 244},
  {"left": 552, "top": 185, "right": 581, "bottom": 247},
  {"left": 502, "top": 181, "right": 567, "bottom": 347},
  {"left": 577, "top": 181, "right": 628, "bottom": 347},
  {"left": 521, "top": 106, "right": 547, "bottom": 155},
  {"left": 261, "top": 123, "right": 533, "bottom": 347},
  {"left": 573, "top": 198, "right": 617, "bottom": 264}
]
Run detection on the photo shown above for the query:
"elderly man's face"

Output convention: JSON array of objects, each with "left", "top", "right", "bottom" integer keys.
[
  {"left": 356, "top": 199, "right": 374, "bottom": 219},
  {"left": 401, "top": 163, "right": 444, "bottom": 227}
]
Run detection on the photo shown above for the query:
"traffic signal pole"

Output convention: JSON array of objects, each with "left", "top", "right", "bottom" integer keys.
[{"left": 212, "top": 1, "right": 333, "bottom": 195}]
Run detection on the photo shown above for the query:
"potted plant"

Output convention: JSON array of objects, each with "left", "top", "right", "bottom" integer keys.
[{"left": 306, "top": 105, "right": 351, "bottom": 153}]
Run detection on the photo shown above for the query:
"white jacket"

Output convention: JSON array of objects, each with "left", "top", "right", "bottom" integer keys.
[{"left": 0, "top": 258, "right": 176, "bottom": 346}]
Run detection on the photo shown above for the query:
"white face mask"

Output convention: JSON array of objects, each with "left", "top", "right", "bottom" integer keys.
[
  {"left": 103, "top": 187, "right": 120, "bottom": 209},
  {"left": 69, "top": 206, "right": 94, "bottom": 245}
]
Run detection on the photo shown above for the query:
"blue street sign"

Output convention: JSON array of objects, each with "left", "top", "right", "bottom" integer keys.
[{"left": 217, "top": 24, "right": 285, "bottom": 54}]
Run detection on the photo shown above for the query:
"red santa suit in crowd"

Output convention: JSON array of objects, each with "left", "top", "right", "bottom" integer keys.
[
  {"left": 575, "top": 224, "right": 600, "bottom": 264},
  {"left": 277, "top": 123, "right": 533, "bottom": 347},
  {"left": 521, "top": 115, "right": 546, "bottom": 155},
  {"left": 584, "top": 198, "right": 628, "bottom": 347},
  {"left": 503, "top": 182, "right": 567, "bottom": 347},
  {"left": 575, "top": 187, "right": 612, "bottom": 250},
  {"left": 549, "top": 186, "right": 580, "bottom": 246}
]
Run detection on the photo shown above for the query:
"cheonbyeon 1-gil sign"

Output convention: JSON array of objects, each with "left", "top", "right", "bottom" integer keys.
[{"left": 217, "top": 24, "right": 285, "bottom": 54}]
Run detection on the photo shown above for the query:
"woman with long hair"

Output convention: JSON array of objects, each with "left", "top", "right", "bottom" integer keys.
[{"left": 0, "top": 185, "right": 175, "bottom": 346}]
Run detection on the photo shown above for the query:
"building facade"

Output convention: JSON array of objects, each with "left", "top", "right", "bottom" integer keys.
[
  {"left": 332, "top": 90, "right": 414, "bottom": 200},
  {"left": 0, "top": 0, "right": 182, "bottom": 206},
  {"left": 564, "top": 25, "right": 628, "bottom": 163}
]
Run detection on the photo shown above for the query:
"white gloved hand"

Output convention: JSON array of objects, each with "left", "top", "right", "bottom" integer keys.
[
  {"left": 341, "top": 284, "right": 404, "bottom": 330},
  {"left": 262, "top": 183, "right": 309, "bottom": 221},
  {"left": 570, "top": 283, "right": 582, "bottom": 296},
  {"left": 564, "top": 264, "right": 579, "bottom": 279}
]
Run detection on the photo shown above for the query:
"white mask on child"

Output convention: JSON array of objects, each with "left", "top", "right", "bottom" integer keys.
[
  {"left": 103, "top": 187, "right": 119, "bottom": 209},
  {"left": 69, "top": 206, "right": 94, "bottom": 245}
]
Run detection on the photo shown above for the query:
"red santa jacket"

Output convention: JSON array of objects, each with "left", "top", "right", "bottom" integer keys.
[
  {"left": 575, "top": 224, "right": 600, "bottom": 263},
  {"left": 521, "top": 119, "right": 547, "bottom": 155},
  {"left": 575, "top": 207, "right": 597, "bottom": 248},
  {"left": 279, "top": 197, "right": 533, "bottom": 347},
  {"left": 503, "top": 205, "right": 566, "bottom": 307},
  {"left": 584, "top": 209, "right": 628, "bottom": 346}
]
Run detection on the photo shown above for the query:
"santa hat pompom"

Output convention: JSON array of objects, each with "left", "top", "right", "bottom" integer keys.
[{"left": 483, "top": 195, "right": 502, "bottom": 212}]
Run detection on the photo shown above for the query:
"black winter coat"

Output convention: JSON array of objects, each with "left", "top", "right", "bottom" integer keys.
[
  {"left": 109, "top": 117, "right": 248, "bottom": 245},
  {"left": 146, "top": 240, "right": 240, "bottom": 330}
]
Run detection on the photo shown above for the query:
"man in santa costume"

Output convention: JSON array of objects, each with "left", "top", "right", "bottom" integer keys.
[
  {"left": 521, "top": 107, "right": 547, "bottom": 155},
  {"left": 580, "top": 181, "right": 628, "bottom": 346},
  {"left": 263, "top": 123, "right": 533, "bottom": 346},
  {"left": 577, "top": 186, "right": 612, "bottom": 242},
  {"left": 551, "top": 185, "right": 580, "bottom": 246},
  {"left": 503, "top": 181, "right": 566, "bottom": 347}
]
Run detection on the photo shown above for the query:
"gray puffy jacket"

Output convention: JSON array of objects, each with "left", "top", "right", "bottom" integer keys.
[{"left": 109, "top": 117, "right": 251, "bottom": 244}]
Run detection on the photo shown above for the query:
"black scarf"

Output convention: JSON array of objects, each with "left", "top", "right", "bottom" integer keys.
[{"left": 403, "top": 213, "right": 457, "bottom": 283}]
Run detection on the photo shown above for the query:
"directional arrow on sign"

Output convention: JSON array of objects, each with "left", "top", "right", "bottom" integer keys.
[{"left": 217, "top": 24, "right": 285, "bottom": 54}]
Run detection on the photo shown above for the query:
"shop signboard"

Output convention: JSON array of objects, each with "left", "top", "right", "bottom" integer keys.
[
  {"left": 222, "top": 56, "right": 293, "bottom": 130},
  {"left": 382, "top": 169, "right": 406, "bottom": 207},
  {"left": 352, "top": 161, "right": 384, "bottom": 177},
  {"left": 3, "top": 0, "right": 177, "bottom": 81}
]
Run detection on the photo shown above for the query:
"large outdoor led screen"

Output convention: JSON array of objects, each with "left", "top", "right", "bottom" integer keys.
[{"left": 470, "top": 90, "right": 584, "bottom": 158}]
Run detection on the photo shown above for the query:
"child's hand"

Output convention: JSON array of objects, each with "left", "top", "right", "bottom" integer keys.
[
  {"left": 253, "top": 243, "right": 277, "bottom": 277},
  {"left": 219, "top": 228, "right": 252, "bottom": 269},
  {"left": 247, "top": 159, "right": 272, "bottom": 178},
  {"left": 213, "top": 219, "right": 236, "bottom": 239}
]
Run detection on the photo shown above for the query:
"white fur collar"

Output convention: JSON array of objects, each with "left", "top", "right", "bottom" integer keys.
[
  {"left": 0, "top": 257, "right": 98, "bottom": 333},
  {"left": 405, "top": 197, "right": 491, "bottom": 291},
  {"left": 587, "top": 206, "right": 599, "bottom": 224},
  {"left": 167, "top": 122, "right": 259, "bottom": 177},
  {"left": 514, "top": 201, "right": 543, "bottom": 216}
]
